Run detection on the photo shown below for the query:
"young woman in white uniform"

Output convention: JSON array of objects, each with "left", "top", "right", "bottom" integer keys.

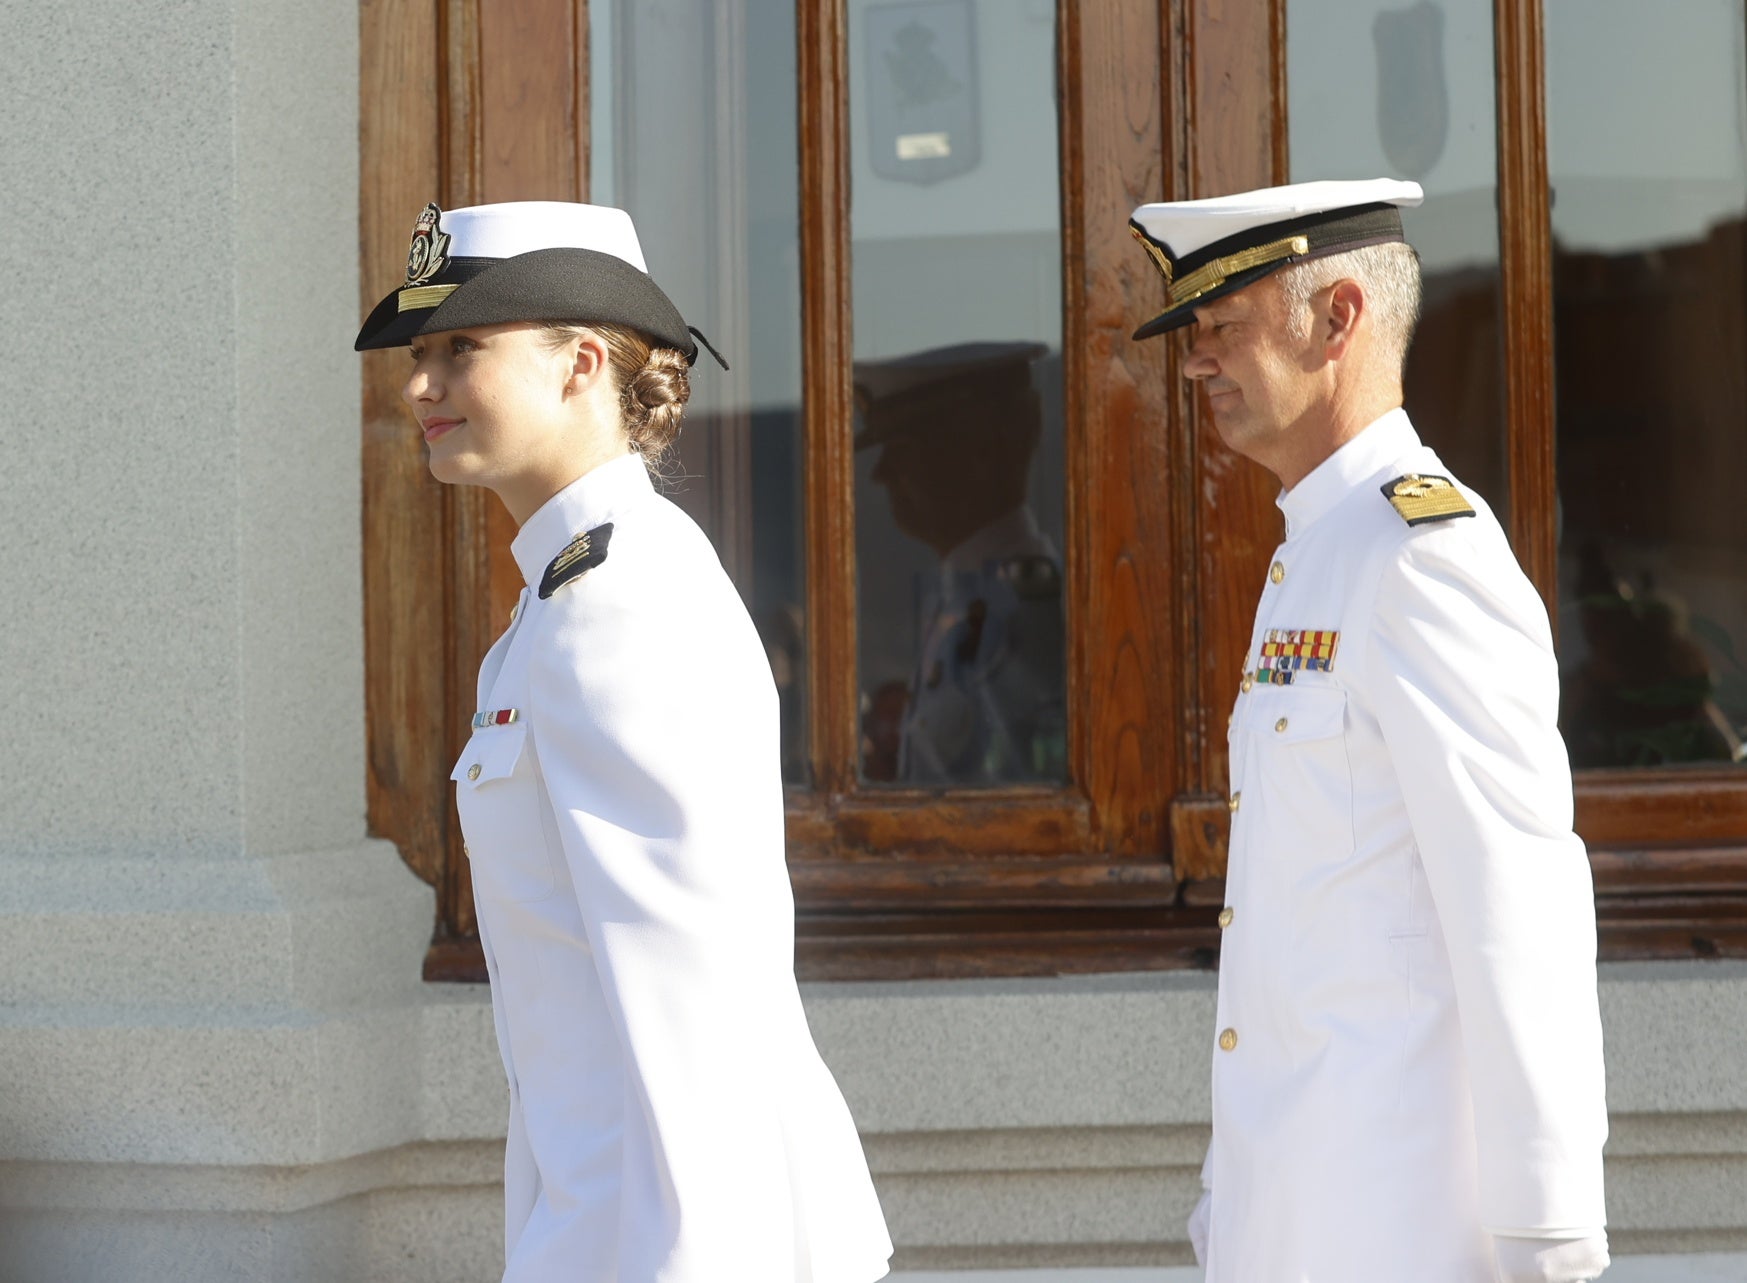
[{"left": 356, "top": 200, "right": 893, "bottom": 1283}]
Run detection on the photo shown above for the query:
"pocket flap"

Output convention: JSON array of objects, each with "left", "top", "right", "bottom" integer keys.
[
  {"left": 1244, "top": 685, "right": 1345, "bottom": 743},
  {"left": 451, "top": 724, "right": 529, "bottom": 787}
]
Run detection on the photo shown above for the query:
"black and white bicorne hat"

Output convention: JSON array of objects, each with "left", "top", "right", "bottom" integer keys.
[
  {"left": 1128, "top": 178, "right": 1424, "bottom": 340},
  {"left": 354, "top": 200, "right": 725, "bottom": 367}
]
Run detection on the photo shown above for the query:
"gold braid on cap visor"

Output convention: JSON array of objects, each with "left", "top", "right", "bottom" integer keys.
[
  {"left": 398, "top": 283, "right": 460, "bottom": 311},
  {"left": 1131, "top": 231, "right": 1312, "bottom": 310}
]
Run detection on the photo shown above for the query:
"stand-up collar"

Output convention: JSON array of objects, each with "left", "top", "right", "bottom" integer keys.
[
  {"left": 1277, "top": 408, "right": 1419, "bottom": 539},
  {"left": 510, "top": 452, "right": 653, "bottom": 590}
]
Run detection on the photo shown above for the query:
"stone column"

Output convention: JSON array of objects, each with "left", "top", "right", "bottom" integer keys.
[{"left": 0, "top": 4, "right": 437, "bottom": 1278}]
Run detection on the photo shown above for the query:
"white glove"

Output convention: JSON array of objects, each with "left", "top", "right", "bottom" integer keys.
[
  {"left": 1187, "top": 1188, "right": 1211, "bottom": 1268},
  {"left": 1494, "top": 1232, "right": 1610, "bottom": 1283}
]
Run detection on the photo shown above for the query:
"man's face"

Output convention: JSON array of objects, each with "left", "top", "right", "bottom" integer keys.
[{"left": 1182, "top": 277, "right": 1321, "bottom": 460}]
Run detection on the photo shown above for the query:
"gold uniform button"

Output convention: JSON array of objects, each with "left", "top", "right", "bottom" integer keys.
[
  {"left": 1218, "top": 907, "right": 1235, "bottom": 929},
  {"left": 1218, "top": 1028, "right": 1239, "bottom": 1052},
  {"left": 1241, "top": 673, "right": 1255, "bottom": 693},
  {"left": 1270, "top": 561, "right": 1285, "bottom": 584},
  {"left": 1275, "top": 717, "right": 1288, "bottom": 733},
  {"left": 1227, "top": 792, "right": 1241, "bottom": 813},
  {"left": 462, "top": 843, "right": 471, "bottom": 860},
  {"left": 467, "top": 764, "right": 482, "bottom": 781}
]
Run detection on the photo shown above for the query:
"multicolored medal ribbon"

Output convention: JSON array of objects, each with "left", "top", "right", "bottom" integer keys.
[{"left": 1256, "top": 629, "right": 1339, "bottom": 686}]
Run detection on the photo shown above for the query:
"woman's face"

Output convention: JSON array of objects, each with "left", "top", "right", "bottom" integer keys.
[{"left": 402, "top": 321, "right": 602, "bottom": 506}]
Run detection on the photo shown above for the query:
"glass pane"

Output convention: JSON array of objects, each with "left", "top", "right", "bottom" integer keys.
[
  {"left": 849, "top": 0, "right": 1068, "bottom": 788},
  {"left": 1288, "top": 0, "right": 1508, "bottom": 508},
  {"left": 591, "top": 0, "right": 810, "bottom": 783},
  {"left": 1548, "top": 1, "right": 1747, "bottom": 769}
]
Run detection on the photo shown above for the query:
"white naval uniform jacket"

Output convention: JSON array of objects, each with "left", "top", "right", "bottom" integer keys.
[
  {"left": 451, "top": 453, "right": 893, "bottom": 1283},
  {"left": 1205, "top": 410, "right": 1608, "bottom": 1283}
]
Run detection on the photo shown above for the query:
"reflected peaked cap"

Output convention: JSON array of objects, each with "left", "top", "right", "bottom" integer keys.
[
  {"left": 355, "top": 200, "right": 718, "bottom": 365},
  {"left": 1128, "top": 178, "right": 1424, "bottom": 339},
  {"left": 852, "top": 340, "right": 1048, "bottom": 450}
]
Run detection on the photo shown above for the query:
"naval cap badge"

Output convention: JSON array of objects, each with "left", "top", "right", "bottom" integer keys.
[{"left": 404, "top": 202, "right": 451, "bottom": 288}]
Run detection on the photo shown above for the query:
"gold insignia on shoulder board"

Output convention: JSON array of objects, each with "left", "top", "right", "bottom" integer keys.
[
  {"left": 1382, "top": 473, "right": 1476, "bottom": 526},
  {"left": 549, "top": 531, "right": 591, "bottom": 576},
  {"left": 538, "top": 522, "right": 615, "bottom": 599}
]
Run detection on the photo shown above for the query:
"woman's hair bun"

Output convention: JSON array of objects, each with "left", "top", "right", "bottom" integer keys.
[
  {"left": 540, "top": 321, "right": 693, "bottom": 468},
  {"left": 620, "top": 346, "right": 690, "bottom": 460}
]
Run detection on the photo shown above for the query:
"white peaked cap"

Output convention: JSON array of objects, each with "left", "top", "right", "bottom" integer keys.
[
  {"left": 1130, "top": 178, "right": 1424, "bottom": 260},
  {"left": 1126, "top": 177, "right": 1425, "bottom": 339},
  {"left": 441, "top": 201, "right": 650, "bottom": 273}
]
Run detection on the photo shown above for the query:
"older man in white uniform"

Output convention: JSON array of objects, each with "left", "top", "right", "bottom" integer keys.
[{"left": 1129, "top": 180, "right": 1610, "bottom": 1282}]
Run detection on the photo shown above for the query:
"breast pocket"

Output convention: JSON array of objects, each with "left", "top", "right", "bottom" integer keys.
[
  {"left": 1239, "top": 684, "right": 1354, "bottom": 859},
  {"left": 452, "top": 725, "right": 557, "bottom": 903}
]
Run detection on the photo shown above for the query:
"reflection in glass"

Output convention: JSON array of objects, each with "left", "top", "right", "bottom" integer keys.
[
  {"left": 849, "top": 0, "right": 1066, "bottom": 787},
  {"left": 1548, "top": 1, "right": 1747, "bottom": 768},
  {"left": 1288, "top": 0, "right": 1507, "bottom": 506},
  {"left": 590, "top": 0, "right": 809, "bottom": 782}
]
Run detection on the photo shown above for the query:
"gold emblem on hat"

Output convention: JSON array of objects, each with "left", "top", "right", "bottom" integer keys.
[
  {"left": 1129, "top": 224, "right": 1174, "bottom": 286},
  {"left": 403, "top": 202, "right": 451, "bottom": 287}
]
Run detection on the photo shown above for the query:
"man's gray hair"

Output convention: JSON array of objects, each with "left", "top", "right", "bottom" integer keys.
[{"left": 1278, "top": 242, "right": 1422, "bottom": 377}]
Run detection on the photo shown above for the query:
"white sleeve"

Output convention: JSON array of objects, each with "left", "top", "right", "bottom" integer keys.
[
  {"left": 528, "top": 592, "right": 800, "bottom": 1280},
  {"left": 1359, "top": 525, "right": 1609, "bottom": 1233}
]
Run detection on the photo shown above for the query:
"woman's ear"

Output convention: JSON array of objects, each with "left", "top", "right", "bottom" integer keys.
[{"left": 565, "top": 329, "right": 610, "bottom": 394}]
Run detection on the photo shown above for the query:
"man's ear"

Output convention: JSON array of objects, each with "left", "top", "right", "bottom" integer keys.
[{"left": 1324, "top": 280, "right": 1365, "bottom": 360}]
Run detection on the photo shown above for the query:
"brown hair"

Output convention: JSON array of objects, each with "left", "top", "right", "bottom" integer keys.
[{"left": 540, "top": 322, "right": 691, "bottom": 464}]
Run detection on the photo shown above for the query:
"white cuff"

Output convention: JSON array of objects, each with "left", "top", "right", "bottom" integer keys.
[
  {"left": 1187, "top": 1189, "right": 1211, "bottom": 1269},
  {"left": 1493, "top": 1232, "right": 1610, "bottom": 1283}
]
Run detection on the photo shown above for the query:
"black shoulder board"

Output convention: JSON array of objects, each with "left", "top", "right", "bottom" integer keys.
[
  {"left": 1380, "top": 474, "right": 1475, "bottom": 527},
  {"left": 538, "top": 522, "right": 614, "bottom": 599}
]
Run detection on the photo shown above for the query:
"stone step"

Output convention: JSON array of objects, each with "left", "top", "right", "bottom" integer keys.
[{"left": 890, "top": 1256, "right": 1747, "bottom": 1282}]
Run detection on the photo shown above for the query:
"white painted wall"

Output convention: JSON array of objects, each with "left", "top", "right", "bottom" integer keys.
[
  {"left": 0, "top": 1, "right": 367, "bottom": 861},
  {"left": 0, "top": 2, "right": 435, "bottom": 1277}
]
